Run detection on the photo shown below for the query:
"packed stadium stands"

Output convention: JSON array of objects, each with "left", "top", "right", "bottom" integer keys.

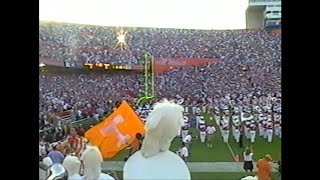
[{"left": 39, "top": 22, "right": 281, "bottom": 132}]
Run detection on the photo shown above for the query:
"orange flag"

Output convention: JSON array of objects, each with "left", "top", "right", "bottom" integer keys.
[{"left": 85, "top": 101, "right": 145, "bottom": 159}]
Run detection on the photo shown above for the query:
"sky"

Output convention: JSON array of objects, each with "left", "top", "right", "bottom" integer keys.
[{"left": 39, "top": 0, "right": 248, "bottom": 30}]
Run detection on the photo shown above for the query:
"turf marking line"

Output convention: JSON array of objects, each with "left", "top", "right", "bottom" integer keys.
[{"left": 226, "top": 142, "right": 237, "bottom": 161}]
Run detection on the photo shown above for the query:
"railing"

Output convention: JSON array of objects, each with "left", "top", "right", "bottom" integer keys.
[{"left": 40, "top": 117, "right": 97, "bottom": 133}]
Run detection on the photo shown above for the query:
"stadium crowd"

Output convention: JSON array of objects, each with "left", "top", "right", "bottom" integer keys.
[
  {"left": 39, "top": 23, "right": 280, "bottom": 127},
  {"left": 39, "top": 23, "right": 280, "bottom": 64}
]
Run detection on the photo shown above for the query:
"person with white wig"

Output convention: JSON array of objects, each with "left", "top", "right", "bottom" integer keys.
[
  {"left": 123, "top": 99, "right": 191, "bottom": 180},
  {"left": 62, "top": 156, "right": 83, "bottom": 180},
  {"left": 80, "top": 145, "right": 115, "bottom": 180}
]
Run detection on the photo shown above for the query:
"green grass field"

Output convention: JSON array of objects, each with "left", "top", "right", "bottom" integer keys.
[
  {"left": 106, "top": 112, "right": 281, "bottom": 162},
  {"left": 90, "top": 111, "right": 281, "bottom": 180}
]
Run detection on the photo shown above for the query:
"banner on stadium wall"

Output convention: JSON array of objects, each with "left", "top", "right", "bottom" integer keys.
[
  {"left": 39, "top": 58, "right": 65, "bottom": 67},
  {"left": 154, "top": 58, "right": 220, "bottom": 74}
]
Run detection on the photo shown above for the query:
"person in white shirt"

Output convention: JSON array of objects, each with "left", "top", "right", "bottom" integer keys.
[
  {"left": 180, "top": 143, "right": 189, "bottom": 163},
  {"left": 243, "top": 145, "right": 254, "bottom": 173},
  {"left": 206, "top": 125, "right": 216, "bottom": 148},
  {"left": 182, "top": 133, "right": 192, "bottom": 149}
]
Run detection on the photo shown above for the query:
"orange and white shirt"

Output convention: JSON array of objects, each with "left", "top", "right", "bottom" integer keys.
[{"left": 65, "top": 135, "right": 84, "bottom": 156}]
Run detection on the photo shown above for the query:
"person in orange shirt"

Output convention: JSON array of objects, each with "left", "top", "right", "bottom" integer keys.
[
  {"left": 64, "top": 127, "right": 84, "bottom": 157},
  {"left": 256, "top": 154, "right": 272, "bottom": 180}
]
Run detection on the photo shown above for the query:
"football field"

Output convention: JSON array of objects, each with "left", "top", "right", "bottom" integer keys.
[{"left": 106, "top": 112, "right": 281, "bottom": 162}]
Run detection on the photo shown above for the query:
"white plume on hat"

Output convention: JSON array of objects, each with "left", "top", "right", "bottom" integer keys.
[
  {"left": 62, "top": 155, "right": 81, "bottom": 176},
  {"left": 140, "top": 99, "right": 184, "bottom": 158},
  {"left": 80, "top": 145, "right": 103, "bottom": 180}
]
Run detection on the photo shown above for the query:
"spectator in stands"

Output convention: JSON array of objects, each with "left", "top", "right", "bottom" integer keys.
[
  {"left": 77, "top": 124, "right": 85, "bottom": 137},
  {"left": 39, "top": 141, "right": 47, "bottom": 160},
  {"left": 65, "top": 127, "right": 84, "bottom": 157},
  {"left": 47, "top": 144, "right": 65, "bottom": 163}
]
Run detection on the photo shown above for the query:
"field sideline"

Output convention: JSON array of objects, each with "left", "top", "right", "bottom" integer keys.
[{"left": 111, "top": 171, "right": 280, "bottom": 180}]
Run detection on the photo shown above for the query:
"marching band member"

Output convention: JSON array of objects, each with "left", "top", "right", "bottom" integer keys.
[
  {"left": 232, "top": 116, "right": 241, "bottom": 143},
  {"left": 266, "top": 120, "right": 274, "bottom": 143},
  {"left": 213, "top": 106, "right": 220, "bottom": 125},
  {"left": 206, "top": 125, "right": 216, "bottom": 148},
  {"left": 192, "top": 101, "right": 197, "bottom": 115},
  {"left": 195, "top": 115, "right": 203, "bottom": 129},
  {"left": 196, "top": 106, "right": 202, "bottom": 115},
  {"left": 198, "top": 119, "right": 207, "bottom": 143},
  {"left": 231, "top": 112, "right": 239, "bottom": 137},
  {"left": 274, "top": 114, "right": 281, "bottom": 137},
  {"left": 262, "top": 119, "right": 268, "bottom": 139},
  {"left": 221, "top": 117, "right": 230, "bottom": 143},
  {"left": 242, "top": 111, "right": 254, "bottom": 140},
  {"left": 181, "top": 114, "right": 190, "bottom": 140},
  {"left": 249, "top": 121, "right": 256, "bottom": 143},
  {"left": 244, "top": 120, "right": 251, "bottom": 140},
  {"left": 279, "top": 121, "right": 281, "bottom": 138},
  {"left": 258, "top": 114, "right": 264, "bottom": 137},
  {"left": 201, "top": 102, "right": 207, "bottom": 114}
]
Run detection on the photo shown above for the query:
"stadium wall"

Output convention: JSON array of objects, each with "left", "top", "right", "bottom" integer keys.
[
  {"left": 40, "top": 58, "right": 221, "bottom": 74},
  {"left": 154, "top": 58, "right": 221, "bottom": 74}
]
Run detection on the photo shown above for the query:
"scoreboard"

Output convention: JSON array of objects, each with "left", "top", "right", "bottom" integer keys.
[{"left": 84, "top": 63, "right": 132, "bottom": 70}]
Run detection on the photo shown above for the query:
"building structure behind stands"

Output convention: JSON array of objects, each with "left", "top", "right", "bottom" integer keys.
[{"left": 246, "top": 0, "right": 281, "bottom": 29}]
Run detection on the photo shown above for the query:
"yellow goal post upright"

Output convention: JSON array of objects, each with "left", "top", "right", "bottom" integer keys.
[{"left": 137, "top": 52, "right": 155, "bottom": 104}]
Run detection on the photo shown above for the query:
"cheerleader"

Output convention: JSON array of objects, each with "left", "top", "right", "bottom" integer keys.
[{"left": 243, "top": 145, "right": 254, "bottom": 173}]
